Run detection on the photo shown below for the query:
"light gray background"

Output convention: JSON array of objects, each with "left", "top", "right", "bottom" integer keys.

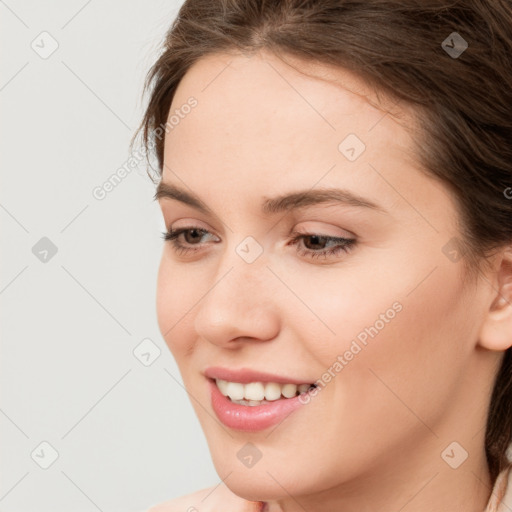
[{"left": 0, "top": 1, "right": 219, "bottom": 511}]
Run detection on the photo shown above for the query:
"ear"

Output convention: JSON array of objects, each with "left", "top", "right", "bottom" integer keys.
[{"left": 478, "top": 246, "right": 512, "bottom": 351}]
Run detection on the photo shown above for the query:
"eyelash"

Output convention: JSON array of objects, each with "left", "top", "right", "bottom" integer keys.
[{"left": 160, "top": 227, "right": 356, "bottom": 260}]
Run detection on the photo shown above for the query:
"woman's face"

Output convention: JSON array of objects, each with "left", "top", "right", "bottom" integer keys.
[{"left": 155, "top": 50, "right": 496, "bottom": 504}]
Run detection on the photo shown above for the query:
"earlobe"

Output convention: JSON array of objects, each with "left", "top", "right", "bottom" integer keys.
[{"left": 478, "top": 247, "right": 512, "bottom": 352}]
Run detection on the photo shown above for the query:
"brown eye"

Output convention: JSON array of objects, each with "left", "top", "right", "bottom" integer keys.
[
  {"left": 288, "top": 231, "right": 356, "bottom": 260},
  {"left": 301, "top": 234, "right": 330, "bottom": 250},
  {"left": 161, "top": 227, "right": 219, "bottom": 255},
  {"left": 182, "top": 228, "right": 207, "bottom": 244}
]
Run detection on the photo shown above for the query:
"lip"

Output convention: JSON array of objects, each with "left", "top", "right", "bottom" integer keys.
[
  {"left": 208, "top": 378, "right": 313, "bottom": 432},
  {"left": 204, "top": 366, "right": 315, "bottom": 385}
]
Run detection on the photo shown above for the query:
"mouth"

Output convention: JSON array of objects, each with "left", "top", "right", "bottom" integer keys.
[
  {"left": 207, "top": 375, "right": 319, "bottom": 432},
  {"left": 213, "top": 378, "right": 317, "bottom": 406}
]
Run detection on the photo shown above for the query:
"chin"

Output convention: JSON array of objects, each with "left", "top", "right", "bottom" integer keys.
[
  {"left": 222, "top": 477, "right": 289, "bottom": 503},
  {"left": 211, "top": 456, "right": 314, "bottom": 502}
]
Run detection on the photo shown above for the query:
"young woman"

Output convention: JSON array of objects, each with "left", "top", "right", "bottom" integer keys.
[{"left": 135, "top": 1, "right": 512, "bottom": 510}]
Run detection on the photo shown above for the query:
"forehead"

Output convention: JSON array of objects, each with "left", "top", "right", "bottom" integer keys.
[{"left": 165, "top": 50, "right": 418, "bottom": 169}]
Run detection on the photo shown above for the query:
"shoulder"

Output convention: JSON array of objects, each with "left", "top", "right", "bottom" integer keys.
[{"left": 144, "top": 484, "right": 261, "bottom": 512}]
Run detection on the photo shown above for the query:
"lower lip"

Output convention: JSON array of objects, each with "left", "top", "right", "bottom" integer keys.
[{"left": 208, "top": 379, "right": 312, "bottom": 432}]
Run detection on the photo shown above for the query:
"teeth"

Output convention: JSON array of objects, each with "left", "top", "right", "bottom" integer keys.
[
  {"left": 282, "top": 383, "right": 297, "bottom": 398},
  {"left": 245, "top": 382, "right": 265, "bottom": 401},
  {"left": 216, "top": 379, "right": 229, "bottom": 396},
  {"left": 264, "top": 382, "right": 282, "bottom": 401},
  {"left": 298, "top": 384, "right": 310, "bottom": 393},
  {"left": 215, "top": 379, "right": 315, "bottom": 403},
  {"left": 225, "top": 381, "right": 244, "bottom": 400}
]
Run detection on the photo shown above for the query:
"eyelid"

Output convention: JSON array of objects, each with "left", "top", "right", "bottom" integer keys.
[
  {"left": 165, "top": 217, "right": 216, "bottom": 234},
  {"left": 292, "top": 221, "right": 356, "bottom": 239}
]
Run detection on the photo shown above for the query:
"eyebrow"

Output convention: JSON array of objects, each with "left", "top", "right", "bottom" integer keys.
[{"left": 154, "top": 181, "right": 387, "bottom": 216}]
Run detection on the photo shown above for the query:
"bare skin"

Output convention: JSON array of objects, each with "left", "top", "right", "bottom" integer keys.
[{"left": 152, "top": 49, "right": 512, "bottom": 512}]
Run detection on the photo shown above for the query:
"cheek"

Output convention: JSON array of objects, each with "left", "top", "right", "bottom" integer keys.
[
  {"left": 291, "top": 240, "right": 465, "bottom": 364},
  {"left": 156, "top": 255, "right": 197, "bottom": 358},
  {"left": 275, "top": 258, "right": 407, "bottom": 365},
  {"left": 284, "top": 248, "right": 471, "bottom": 418},
  {"left": 329, "top": 262, "right": 471, "bottom": 442}
]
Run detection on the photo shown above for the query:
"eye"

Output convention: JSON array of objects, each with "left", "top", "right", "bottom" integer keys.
[
  {"left": 161, "top": 226, "right": 219, "bottom": 255},
  {"left": 287, "top": 230, "right": 356, "bottom": 260},
  {"left": 160, "top": 227, "right": 356, "bottom": 260}
]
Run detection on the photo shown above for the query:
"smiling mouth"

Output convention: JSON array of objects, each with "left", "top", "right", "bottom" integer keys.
[{"left": 213, "top": 378, "right": 317, "bottom": 406}]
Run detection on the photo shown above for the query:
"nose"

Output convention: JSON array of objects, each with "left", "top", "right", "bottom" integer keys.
[{"left": 193, "top": 257, "right": 281, "bottom": 348}]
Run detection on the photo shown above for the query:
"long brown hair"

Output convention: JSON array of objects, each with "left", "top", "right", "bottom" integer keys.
[{"left": 134, "top": 0, "right": 512, "bottom": 484}]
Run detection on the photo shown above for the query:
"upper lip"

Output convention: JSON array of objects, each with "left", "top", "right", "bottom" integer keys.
[{"left": 204, "top": 366, "right": 314, "bottom": 385}]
